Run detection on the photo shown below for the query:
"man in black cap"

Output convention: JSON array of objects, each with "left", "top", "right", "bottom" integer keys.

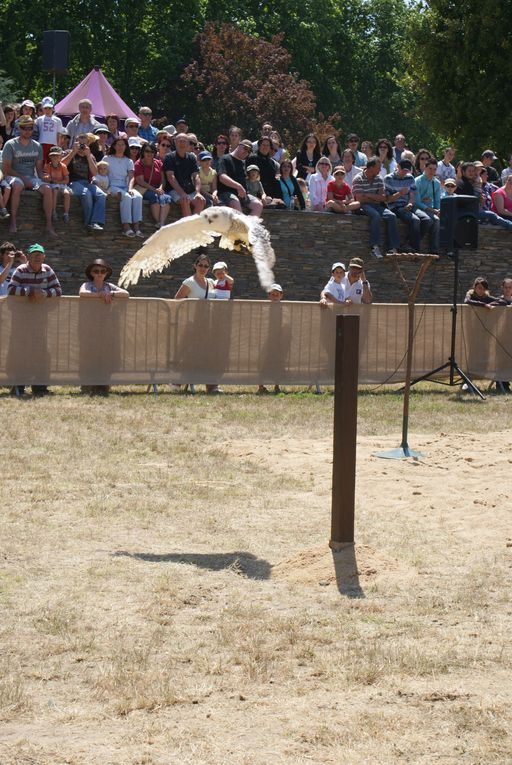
[
  {"left": 385, "top": 158, "right": 433, "bottom": 251},
  {"left": 481, "top": 150, "right": 500, "bottom": 184}
]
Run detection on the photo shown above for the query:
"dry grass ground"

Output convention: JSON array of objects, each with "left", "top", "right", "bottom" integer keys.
[{"left": 1, "top": 384, "right": 511, "bottom": 764}]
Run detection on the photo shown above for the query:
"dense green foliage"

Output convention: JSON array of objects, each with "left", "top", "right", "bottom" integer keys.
[{"left": 0, "top": 0, "right": 509, "bottom": 156}]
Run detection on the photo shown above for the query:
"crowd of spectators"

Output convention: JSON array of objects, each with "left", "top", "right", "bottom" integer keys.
[{"left": 2, "top": 98, "right": 512, "bottom": 255}]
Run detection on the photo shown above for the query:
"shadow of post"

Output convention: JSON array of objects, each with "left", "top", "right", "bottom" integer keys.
[
  {"left": 113, "top": 550, "right": 271, "bottom": 581},
  {"left": 330, "top": 544, "right": 365, "bottom": 598}
]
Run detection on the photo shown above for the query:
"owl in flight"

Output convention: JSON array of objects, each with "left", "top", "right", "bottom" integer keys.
[{"left": 119, "top": 208, "right": 276, "bottom": 290}]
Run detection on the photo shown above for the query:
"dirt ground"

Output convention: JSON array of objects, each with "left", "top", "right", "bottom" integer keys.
[{"left": 1, "top": 404, "right": 511, "bottom": 764}]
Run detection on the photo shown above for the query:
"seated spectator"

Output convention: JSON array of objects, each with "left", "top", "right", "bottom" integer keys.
[
  {"left": 228, "top": 125, "right": 243, "bottom": 152},
  {"left": 0, "top": 166, "right": 12, "bottom": 219},
  {"left": 124, "top": 117, "right": 141, "bottom": 143},
  {"left": 458, "top": 162, "right": 512, "bottom": 230},
  {"left": 441, "top": 177, "right": 457, "bottom": 198},
  {"left": 138, "top": 107, "right": 158, "bottom": 143},
  {"left": 322, "top": 135, "right": 343, "bottom": 169},
  {"left": 385, "top": 158, "right": 432, "bottom": 251},
  {"left": 309, "top": 157, "right": 334, "bottom": 212},
  {"left": 276, "top": 159, "right": 305, "bottom": 210},
  {"left": 14, "top": 100, "right": 39, "bottom": 139},
  {"left": 320, "top": 261, "right": 347, "bottom": 305},
  {"left": 293, "top": 133, "right": 321, "bottom": 181},
  {"left": 43, "top": 146, "right": 71, "bottom": 223},
  {"left": 212, "top": 134, "right": 229, "bottom": 172},
  {"left": 361, "top": 140, "right": 374, "bottom": 163},
  {"left": 464, "top": 276, "right": 498, "bottom": 308},
  {"left": 0, "top": 104, "right": 16, "bottom": 143},
  {"left": 67, "top": 99, "right": 102, "bottom": 143},
  {"left": 0, "top": 241, "right": 19, "bottom": 295},
  {"left": 175, "top": 117, "right": 189, "bottom": 135},
  {"left": 8, "top": 242, "right": 61, "bottom": 397},
  {"left": 133, "top": 142, "right": 171, "bottom": 228},
  {"left": 376, "top": 138, "right": 397, "bottom": 179},
  {"left": 34, "top": 97, "right": 63, "bottom": 162},
  {"left": 479, "top": 167, "right": 499, "bottom": 210},
  {"left": 187, "top": 133, "right": 200, "bottom": 156},
  {"left": 392, "top": 134, "right": 407, "bottom": 162},
  {"left": 2, "top": 115, "right": 56, "bottom": 236},
  {"left": 212, "top": 261, "right": 234, "bottom": 299},
  {"left": 491, "top": 176, "right": 512, "bottom": 221},
  {"left": 248, "top": 137, "right": 282, "bottom": 205},
  {"left": 325, "top": 167, "right": 360, "bottom": 214},
  {"left": 481, "top": 150, "right": 500, "bottom": 185},
  {"left": 128, "top": 137, "right": 143, "bottom": 166},
  {"left": 105, "top": 114, "right": 126, "bottom": 146},
  {"left": 414, "top": 148, "right": 433, "bottom": 177},
  {"left": 92, "top": 160, "right": 111, "bottom": 192},
  {"left": 455, "top": 160, "right": 464, "bottom": 182},
  {"left": 345, "top": 134, "right": 367, "bottom": 167},
  {"left": 92, "top": 125, "right": 111, "bottom": 157},
  {"left": 413, "top": 158, "right": 441, "bottom": 252},
  {"left": 341, "top": 148, "right": 362, "bottom": 190},
  {"left": 246, "top": 165, "right": 270, "bottom": 205},
  {"left": 297, "top": 177, "right": 310, "bottom": 209},
  {"left": 352, "top": 157, "right": 400, "bottom": 258},
  {"left": 106, "top": 137, "right": 144, "bottom": 237},
  {"left": 217, "top": 139, "right": 262, "bottom": 216},
  {"left": 270, "top": 130, "right": 286, "bottom": 163},
  {"left": 155, "top": 133, "right": 173, "bottom": 162},
  {"left": 436, "top": 147, "right": 456, "bottom": 183},
  {"left": 501, "top": 155, "right": 512, "bottom": 185},
  {"left": 251, "top": 122, "right": 273, "bottom": 151},
  {"left": 63, "top": 133, "right": 105, "bottom": 231},
  {"left": 197, "top": 150, "right": 218, "bottom": 207},
  {"left": 163, "top": 132, "right": 205, "bottom": 218},
  {"left": 400, "top": 149, "right": 416, "bottom": 164},
  {"left": 343, "top": 257, "right": 372, "bottom": 304}
]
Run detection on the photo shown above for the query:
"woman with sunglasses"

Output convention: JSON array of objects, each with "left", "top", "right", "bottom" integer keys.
[
  {"left": 308, "top": 157, "right": 334, "bottom": 211},
  {"left": 414, "top": 149, "right": 433, "bottom": 177},
  {"left": 212, "top": 134, "right": 229, "bottom": 171},
  {"left": 134, "top": 142, "right": 172, "bottom": 228},
  {"left": 155, "top": 132, "right": 173, "bottom": 161},
  {"left": 174, "top": 253, "right": 220, "bottom": 393},
  {"left": 106, "top": 137, "right": 144, "bottom": 237},
  {"left": 376, "top": 138, "right": 397, "bottom": 179}
]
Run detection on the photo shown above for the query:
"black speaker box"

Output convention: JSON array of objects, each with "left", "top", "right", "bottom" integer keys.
[
  {"left": 42, "top": 30, "right": 70, "bottom": 73},
  {"left": 440, "top": 195, "right": 479, "bottom": 250}
]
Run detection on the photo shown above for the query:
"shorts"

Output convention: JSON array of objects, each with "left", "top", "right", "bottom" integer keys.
[
  {"left": 48, "top": 183, "right": 70, "bottom": 191},
  {"left": 169, "top": 190, "right": 198, "bottom": 203},
  {"left": 8, "top": 176, "right": 48, "bottom": 191},
  {"left": 218, "top": 192, "right": 258, "bottom": 210}
]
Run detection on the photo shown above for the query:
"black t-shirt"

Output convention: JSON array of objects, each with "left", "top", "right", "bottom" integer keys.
[
  {"left": 484, "top": 165, "right": 500, "bottom": 184},
  {"left": 67, "top": 154, "right": 91, "bottom": 182},
  {"left": 163, "top": 151, "right": 198, "bottom": 193},
  {"left": 217, "top": 153, "right": 247, "bottom": 196}
]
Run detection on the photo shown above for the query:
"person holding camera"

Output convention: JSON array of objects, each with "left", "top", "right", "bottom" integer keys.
[{"left": 62, "top": 133, "right": 106, "bottom": 231}]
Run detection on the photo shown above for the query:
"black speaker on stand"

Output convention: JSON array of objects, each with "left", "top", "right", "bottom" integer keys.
[
  {"left": 409, "top": 193, "right": 484, "bottom": 398},
  {"left": 42, "top": 30, "right": 70, "bottom": 101}
]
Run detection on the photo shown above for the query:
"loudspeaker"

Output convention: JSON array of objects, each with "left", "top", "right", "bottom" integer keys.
[
  {"left": 42, "top": 30, "right": 70, "bottom": 73},
  {"left": 440, "top": 195, "right": 479, "bottom": 250}
]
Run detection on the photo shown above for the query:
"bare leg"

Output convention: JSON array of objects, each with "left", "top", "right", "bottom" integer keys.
[
  {"left": 8, "top": 182, "right": 22, "bottom": 232},
  {"left": 39, "top": 185, "right": 57, "bottom": 235},
  {"left": 159, "top": 203, "right": 170, "bottom": 226}
]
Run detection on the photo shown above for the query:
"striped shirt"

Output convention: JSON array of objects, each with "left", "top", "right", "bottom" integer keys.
[
  {"left": 352, "top": 171, "right": 385, "bottom": 199},
  {"left": 384, "top": 171, "right": 416, "bottom": 209},
  {"left": 8, "top": 263, "right": 62, "bottom": 297}
]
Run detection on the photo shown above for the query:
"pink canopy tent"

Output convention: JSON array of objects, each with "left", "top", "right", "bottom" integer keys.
[{"left": 54, "top": 67, "right": 137, "bottom": 119}]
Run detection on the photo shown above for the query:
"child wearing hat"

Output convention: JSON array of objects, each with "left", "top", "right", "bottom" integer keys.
[
  {"left": 43, "top": 146, "right": 71, "bottom": 223},
  {"left": 246, "top": 165, "right": 270, "bottom": 206},
  {"left": 212, "top": 261, "right": 234, "bottom": 299},
  {"left": 441, "top": 177, "right": 457, "bottom": 199},
  {"left": 325, "top": 167, "right": 360, "bottom": 214},
  {"left": 320, "top": 262, "right": 347, "bottom": 305},
  {"left": 34, "top": 97, "right": 63, "bottom": 162},
  {"left": 198, "top": 151, "right": 218, "bottom": 206},
  {"left": 258, "top": 283, "right": 284, "bottom": 394}
]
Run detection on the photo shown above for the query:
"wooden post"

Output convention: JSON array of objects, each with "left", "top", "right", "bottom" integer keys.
[{"left": 330, "top": 313, "right": 360, "bottom": 546}]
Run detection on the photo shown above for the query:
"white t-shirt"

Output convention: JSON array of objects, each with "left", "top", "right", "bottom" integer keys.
[
  {"left": 182, "top": 275, "right": 216, "bottom": 299},
  {"left": 106, "top": 156, "right": 133, "bottom": 189},
  {"left": 323, "top": 278, "right": 345, "bottom": 302},
  {"left": 34, "top": 114, "right": 63, "bottom": 145},
  {"left": 342, "top": 276, "right": 369, "bottom": 304},
  {"left": 343, "top": 166, "right": 362, "bottom": 190}
]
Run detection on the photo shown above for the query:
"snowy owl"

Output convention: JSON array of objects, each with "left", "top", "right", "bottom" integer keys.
[{"left": 118, "top": 208, "right": 276, "bottom": 290}]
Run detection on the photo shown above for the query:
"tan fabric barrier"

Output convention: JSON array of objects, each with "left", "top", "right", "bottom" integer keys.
[{"left": 0, "top": 297, "right": 511, "bottom": 385}]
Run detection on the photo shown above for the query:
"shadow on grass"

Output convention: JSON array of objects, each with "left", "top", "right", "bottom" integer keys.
[
  {"left": 331, "top": 544, "right": 365, "bottom": 599},
  {"left": 113, "top": 550, "right": 271, "bottom": 580}
]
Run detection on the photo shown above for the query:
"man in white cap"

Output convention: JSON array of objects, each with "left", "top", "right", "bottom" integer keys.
[{"left": 34, "top": 97, "right": 63, "bottom": 162}]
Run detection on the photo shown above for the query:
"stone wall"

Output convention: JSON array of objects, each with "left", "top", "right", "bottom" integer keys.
[{"left": 3, "top": 192, "right": 511, "bottom": 302}]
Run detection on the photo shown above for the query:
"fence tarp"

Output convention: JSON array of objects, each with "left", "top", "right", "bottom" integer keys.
[{"left": 0, "top": 297, "right": 511, "bottom": 385}]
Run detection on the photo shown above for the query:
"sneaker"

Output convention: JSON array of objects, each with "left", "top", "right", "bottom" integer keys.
[
  {"left": 386, "top": 248, "right": 398, "bottom": 256},
  {"left": 89, "top": 223, "right": 103, "bottom": 231},
  {"left": 155, "top": 223, "right": 162, "bottom": 229},
  {"left": 371, "top": 245, "right": 383, "bottom": 259},
  {"left": 0, "top": 208, "right": 9, "bottom": 219},
  {"left": 123, "top": 229, "right": 135, "bottom": 237},
  {"left": 134, "top": 230, "right": 145, "bottom": 238},
  {"left": 63, "top": 213, "right": 69, "bottom": 223}
]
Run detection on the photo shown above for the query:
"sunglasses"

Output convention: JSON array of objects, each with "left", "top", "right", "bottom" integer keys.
[
  {"left": 196, "top": 263, "right": 209, "bottom": 268},
  {"left": 159, "top": 142, "right": 171, "bottom": 148},
  {"left": 216, "top": 141, "right": 228, "bottom": 145},
  {"left": 91, "top": 268, "right": 107, "bottom": 274},
  {"left": 20, "top": 125, "right": 33, "bottom": 130}
]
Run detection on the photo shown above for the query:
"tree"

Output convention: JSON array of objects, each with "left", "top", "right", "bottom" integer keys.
[
  {"left": 181, "top": 23, "right": 336, "bottom": 146},
  {"left": 409, "top": 0, "right": 512, "bottom": 159}
]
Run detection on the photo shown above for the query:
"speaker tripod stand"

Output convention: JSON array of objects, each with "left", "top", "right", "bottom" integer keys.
[{"left": 409, "top": 248, "right": 485, "bottom": 399}]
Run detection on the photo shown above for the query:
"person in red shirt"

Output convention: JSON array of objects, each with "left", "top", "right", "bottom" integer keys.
[{"left": 325, "top": 167, "right": 361, "bottom": 214}]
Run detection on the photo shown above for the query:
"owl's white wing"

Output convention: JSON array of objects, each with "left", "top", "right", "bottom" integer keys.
[
  {"left": 118, "top": 215, "right": 221, "bottom": 287},
  {"left": 247, "top": 218, "right": 277, "bottom": 290}
]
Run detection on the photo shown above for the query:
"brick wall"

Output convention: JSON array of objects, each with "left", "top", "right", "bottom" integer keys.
[{"left": 3, "top": 192, "right": 511, "bottom": 302}]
